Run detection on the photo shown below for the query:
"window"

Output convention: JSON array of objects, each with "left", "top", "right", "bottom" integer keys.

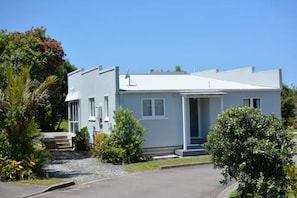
[
  {"left": 142, "top": 98, "right": 165, "bottom": 118},
  {"left": 243, "top": 98, "right": 261, "bottom": 109},
  {"left": 104, "top": 96, "right": 109, "bottom": 121},
  {"left": 89, "top": 98, "right": 95, "bottom": 118},
  {"left": 69, "top": 101, "right": 79, "bottom": 133}
]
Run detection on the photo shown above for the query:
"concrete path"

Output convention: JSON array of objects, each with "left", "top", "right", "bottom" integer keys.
[{"left": 32, "top": 164, "right": 233, "bottom": 198}]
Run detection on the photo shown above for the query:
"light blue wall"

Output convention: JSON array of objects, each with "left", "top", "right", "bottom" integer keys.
[
  {"left": 222, "top": 91, "right": 281, "bottom": 117},
  {"left": 121, "top": 92, "right": 183, "bottom": 148}
]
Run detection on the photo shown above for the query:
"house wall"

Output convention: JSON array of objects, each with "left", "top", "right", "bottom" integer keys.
[
  {"left": 222, "top": 90, "right": 281, "bottom": 117},
  {"left": 67, "top": 67, "right": 119, "bottom": 142},
  {"left": 120, "top": 92, "right": 183, "bottom": 148},
  {"left": 193, "top": 67, "right": 282, "bottom": 89}
]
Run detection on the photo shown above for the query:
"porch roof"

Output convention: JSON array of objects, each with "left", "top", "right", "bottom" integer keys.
[{"left": 65, "top": 91, "right": 80, "bottom": 102}]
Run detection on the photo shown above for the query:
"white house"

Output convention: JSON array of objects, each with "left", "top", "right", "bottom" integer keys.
[{"left": 65, "top": 66, "right": 282, "bottom": 156}]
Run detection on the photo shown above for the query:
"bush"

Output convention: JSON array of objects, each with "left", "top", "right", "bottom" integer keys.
[
  {"left": 96, "top": 108, "right": 145, "bottom": 164},
  {"left": 0, "top": 153, "right": 40, "bottom": 181},
  {"left": 204, "top": 106, "right": 294, "bottom": 197},
  {"left": 92, "top": 133, "right": 109, "bottom": 157},
  {"left": 73, "top": 127, "right": 90, "bottom": 151}
]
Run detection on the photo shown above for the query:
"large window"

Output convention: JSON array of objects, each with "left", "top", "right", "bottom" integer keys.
[
  {"left": 69, "top": 101, "right": 79, "bottom": 133},
  {"left": 89, "top": 97, "right": 95, "bottom": 120},
  {"left": 142, "top": 98, "right": 165, "bottom": 118},
  {"left": 243, "top": 98, "right": 261, "bottom": 109}
]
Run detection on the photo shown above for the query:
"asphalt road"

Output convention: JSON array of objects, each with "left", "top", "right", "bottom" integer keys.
[{"left": 33, "top": 164, "right": 231, "bottom": 198}]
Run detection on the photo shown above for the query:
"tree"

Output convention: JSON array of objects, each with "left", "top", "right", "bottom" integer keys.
[
  {"left": 0, "top": 27, "right": 76, "bottom": 130},
  {"left": 175, "top": 65, "right": 181, "bottom": 72},
  {"left": 204, "top": 106, "right": 294, "bottom": 197},
  {"left": 0, "top": 65, "right": 56, "bottom": 161},
  {"left": 281, "top": 84, "right": 297, "bottom": 127}
]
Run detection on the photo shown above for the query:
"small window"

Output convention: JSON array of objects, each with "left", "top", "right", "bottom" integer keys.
[
  {"left": 104, "top": 96, "right": 109, "bottom": 120},
  {"left": 142, "top": 98, "right": 165, "bottom": 118},
  {"left": 155, "top": 99, "right": 164, "bottom": 116},
  {"left": 243, "top": 98, "right": 261, "bottom": 109},
  {"left": 89, "top": 98, "right": 95, "bottom": 117},
  {"left": 143, "top": 99, "right": 152, "bottom": 116}
]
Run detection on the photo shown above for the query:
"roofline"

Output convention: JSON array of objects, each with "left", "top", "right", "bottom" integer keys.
[{"left": 119, "top": 88, "right": 281, "bottom": 94}]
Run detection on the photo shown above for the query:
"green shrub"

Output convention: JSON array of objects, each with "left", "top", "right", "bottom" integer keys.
[
  {"left": 96, "top": 108, "right": 145, "bottom": 164},
  {"left": 205, "top": 106, "right": 294, "bottom": 197},
  {"left": 74, "top": 127, "right": 90, "bottom": 151},
  {"left": 92, "top": 132, "right": 109, "bottom": 157},
  {"left": 0, "top": 153, "right": 40, "bottom": 181}
]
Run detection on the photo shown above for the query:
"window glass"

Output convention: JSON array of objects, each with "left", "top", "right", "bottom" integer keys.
[
  {"left": 253, "top": 98, "right": 261, "bottom": 108},
  {"left": 89, "top": 98, "right": 95, "bottom": 117},
  {"left": 143, "top": 99, "right": 152, "bottom": 116},
  {"left": 243, "top": 98, "right": 261, "bottom": 109},
  {"left": 104, "top": 96, "right": 109, "bottom": 118},
  {"left": 243, "top": 99, "right": 250, "bottom": 106},
  {"left": 155, "top": 99, "right": 164, "bottom": 116}
]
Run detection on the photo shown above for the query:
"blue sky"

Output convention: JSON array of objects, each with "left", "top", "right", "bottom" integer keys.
[{"left": 1, "top": 0, "right": 296, "bottom": 86}]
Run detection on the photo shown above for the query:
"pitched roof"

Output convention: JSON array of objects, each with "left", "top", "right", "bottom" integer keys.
[{"left": 119, "top": 74, "right": 276, "bottom": 93}]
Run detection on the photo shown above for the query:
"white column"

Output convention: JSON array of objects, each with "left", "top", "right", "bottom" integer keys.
[{"left": 182, "top": 96, "right": 187, "bottom": 150}]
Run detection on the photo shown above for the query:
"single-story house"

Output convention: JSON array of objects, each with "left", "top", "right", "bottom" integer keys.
[{"left": 65, "top": 66, "right": 282, "bottom": 156}]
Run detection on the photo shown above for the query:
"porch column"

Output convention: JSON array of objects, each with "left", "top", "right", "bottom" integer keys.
[{"left": 182, "top": 96, "right": 187, "bottom": 150}]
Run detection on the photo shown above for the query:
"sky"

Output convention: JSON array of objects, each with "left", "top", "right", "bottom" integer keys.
[{"left": 1, "top": 0, "right": 297, "bottom": 86}]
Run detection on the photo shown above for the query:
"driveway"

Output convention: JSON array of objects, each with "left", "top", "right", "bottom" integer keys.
[{"left": 33, "top": 164, "right": 232, "bottom": 198}]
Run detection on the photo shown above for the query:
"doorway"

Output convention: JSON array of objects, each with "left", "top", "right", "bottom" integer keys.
[{"left": 189, "top": 98, "right": 200, "bottom": 144}]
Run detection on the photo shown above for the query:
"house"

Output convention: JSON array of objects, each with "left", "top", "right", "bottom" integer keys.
[{"left": 65, "top": 66, "right": 282, "bottom": 156}]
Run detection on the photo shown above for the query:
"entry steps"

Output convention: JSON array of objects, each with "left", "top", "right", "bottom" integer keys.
[{"left": 175, "top": 144, "right": 208, "bottom": 157}]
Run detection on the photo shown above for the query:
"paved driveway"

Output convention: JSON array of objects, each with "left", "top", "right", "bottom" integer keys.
[{"left": 34, "top": 164, "right": 232, "bottom": 198}]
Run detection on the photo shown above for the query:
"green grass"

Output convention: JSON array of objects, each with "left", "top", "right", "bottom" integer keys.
[
  {"left": 125, "top": 155, "right": 212, "bottom": 173},
  {"left": 18, "top": 178, "right": 71, "bottom": 186},
  {"left": 55, "top": 119, "right": 68, "bottom": 132}
]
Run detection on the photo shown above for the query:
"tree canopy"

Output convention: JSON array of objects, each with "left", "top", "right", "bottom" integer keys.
[
  {"left": 204, "top": 106, "right": 294, "bottom": 197},
  {"left": 0, "top": 27, "right": 76, "bottom": 130}
]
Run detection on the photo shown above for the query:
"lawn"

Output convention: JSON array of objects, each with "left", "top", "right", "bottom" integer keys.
[
  {"left": 125, "top": 155, "right": 212, "bottom": 173},
  {"left": 18, "top": 178, "right": 71, "bottom": 186},
  {"left": 55, "top": 119, "right": 68, "bottom": 132}
]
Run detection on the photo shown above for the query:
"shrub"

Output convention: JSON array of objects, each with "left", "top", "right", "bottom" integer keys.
[
  {"left": 204, "top": 106, "right": 294, "bottom": 197},
  {"left": 0, "top": 153, "right": 40, "bottom": 181},
  {"left": 92, "top": 132, "right": 109, "bottom": 157},
  {"left": 97, "top": 108, "right": 145, "bottom": 164},
  {"left": 73, "top": 127, "right": 90, "bottom": 151}
]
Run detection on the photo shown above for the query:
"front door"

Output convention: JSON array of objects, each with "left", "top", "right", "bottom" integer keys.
[{"left": 189, "top": 98, "right": 200, "bottom": 144}]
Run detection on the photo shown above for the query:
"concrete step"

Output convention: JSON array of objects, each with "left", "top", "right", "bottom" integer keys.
[{"left": 175, "top": 149, "right": 208, "bottom": 157}]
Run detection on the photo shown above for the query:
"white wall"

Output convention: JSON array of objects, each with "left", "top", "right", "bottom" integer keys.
[
  {"left": 193, "top": 67, "right": 282, "bottom": 89},
  {"left": 67, "top": 66, "right": 119, "bottom": 142}
]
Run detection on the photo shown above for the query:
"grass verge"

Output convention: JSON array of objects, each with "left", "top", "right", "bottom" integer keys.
[
  {"left": 18, "top": 178, "right": 71, "bottom": 186},
  {"left": 125, "top": 155, "right": 212, "bottom": 173}
]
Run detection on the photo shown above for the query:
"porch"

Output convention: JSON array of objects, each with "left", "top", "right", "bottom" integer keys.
[{"left": 175, "top": 93, "right": 224, "bottom": 156}]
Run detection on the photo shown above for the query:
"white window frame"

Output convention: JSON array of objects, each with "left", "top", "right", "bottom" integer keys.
[
  {"left": 141, "top": 98, "right": 165, "bottom": 119},
  {"left": 104, "top": 95, "right": 109, "bottom": 122},
  {"left": 69, "top": 101, "right": 80, "bottom": 133},
  {"left": 88, "top": 97, "right": 96, "bottom": 121},
  {"left": 243, "top": 97, "right": 261, "bottom": 109}
]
